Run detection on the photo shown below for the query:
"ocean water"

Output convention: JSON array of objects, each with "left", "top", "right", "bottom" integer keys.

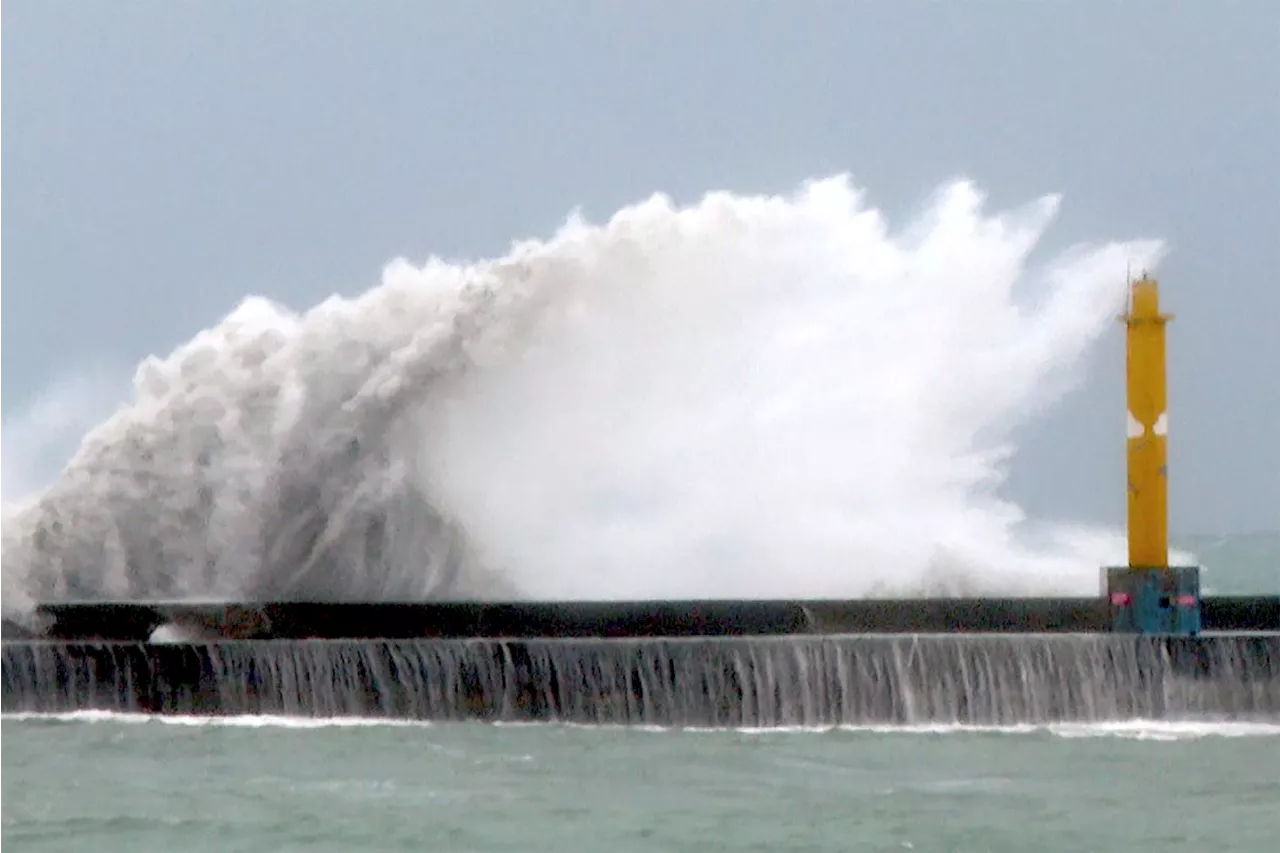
[
  {"left": 1181, "top": 532, "right": 1280, "bottom": 595},
  {"left": 4, "top": 714, "right": 1280, "bottom": 853}
]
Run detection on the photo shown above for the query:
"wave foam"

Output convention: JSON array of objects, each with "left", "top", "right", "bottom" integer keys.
[
  {"left": 2, "top": 176, "right": 1166, "bottom": 615},
  {"left": 6, "top": 711, "right": 1277, "bottom": 740}
]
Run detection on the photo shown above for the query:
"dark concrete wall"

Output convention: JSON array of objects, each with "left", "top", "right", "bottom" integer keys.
[{"left": 20, "top": 596, "right": 1280, "bottom": 641}]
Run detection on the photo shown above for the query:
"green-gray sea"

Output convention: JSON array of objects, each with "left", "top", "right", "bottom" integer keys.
[
  {"left": 4, "top": 716, "right": 1280, "bottom": 853},
  {"left": 1182, "top": 532, "right": 1279, "bottom": 595}
]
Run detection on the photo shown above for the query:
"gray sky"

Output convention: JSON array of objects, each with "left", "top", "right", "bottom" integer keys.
[{"left": 4, "top": 1, "right": 1278, "bottom": 535}]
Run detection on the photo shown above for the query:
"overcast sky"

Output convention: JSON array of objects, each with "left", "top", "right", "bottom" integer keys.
[{"left": 4, "top": 1, "right": 1278, "bottom": 535}]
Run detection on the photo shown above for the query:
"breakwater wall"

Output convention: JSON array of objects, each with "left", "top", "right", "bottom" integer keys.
[
  {"left": 5, "top": 634, "right": 1279, "bottom": 726},
  {"left": 12, "top": 596, "right": 1280, "bottom": 641}
]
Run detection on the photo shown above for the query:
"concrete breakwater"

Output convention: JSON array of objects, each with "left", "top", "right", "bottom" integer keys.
[{"left": 5, "top": 633, "right": 1279, "bottom": 726}]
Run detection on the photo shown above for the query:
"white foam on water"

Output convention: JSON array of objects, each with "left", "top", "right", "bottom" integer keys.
[
  {"left": 1, "top": 175, "right": 1178, "bottom": 616},
  {"left": 1046, "top": 720, "right": 1280, "bottom": 740},
  {"left": 0, "top": 710, "right": 433, "bottom": 729},
  {"left": 6, "top": 711, "right": 1278, "bottom": 740},
  {"left": 712, "top": 722, "right": 1280, "bottom": 740}
]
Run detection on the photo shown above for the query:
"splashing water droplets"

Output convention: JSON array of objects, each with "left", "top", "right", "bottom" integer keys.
[{"left": 1, "top": 176, "right": 1163, "bottom": 614}]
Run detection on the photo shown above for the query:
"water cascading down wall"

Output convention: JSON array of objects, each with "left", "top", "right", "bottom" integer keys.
[{"left": 4, "top": 599, "right": 1279, "bottom": 725}]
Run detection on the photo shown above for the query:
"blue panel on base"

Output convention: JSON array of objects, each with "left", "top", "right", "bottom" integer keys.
[{"left": 1105, "top": 566, "right": 1202, "bottom": 635}]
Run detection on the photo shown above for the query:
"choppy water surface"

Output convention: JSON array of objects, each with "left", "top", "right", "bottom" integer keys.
[{"left": 4, "top": 715, "right": 1279, "bottom": 853}]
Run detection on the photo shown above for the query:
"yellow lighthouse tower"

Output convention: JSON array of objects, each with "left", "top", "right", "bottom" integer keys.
[{"left": 1105, "top": 273, "right": 1201, "bottom": 634}]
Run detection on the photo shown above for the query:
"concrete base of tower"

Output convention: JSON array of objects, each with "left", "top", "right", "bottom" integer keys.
[{"left": 1105, "top": 565, "right": 1202, "bottom": 635}]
